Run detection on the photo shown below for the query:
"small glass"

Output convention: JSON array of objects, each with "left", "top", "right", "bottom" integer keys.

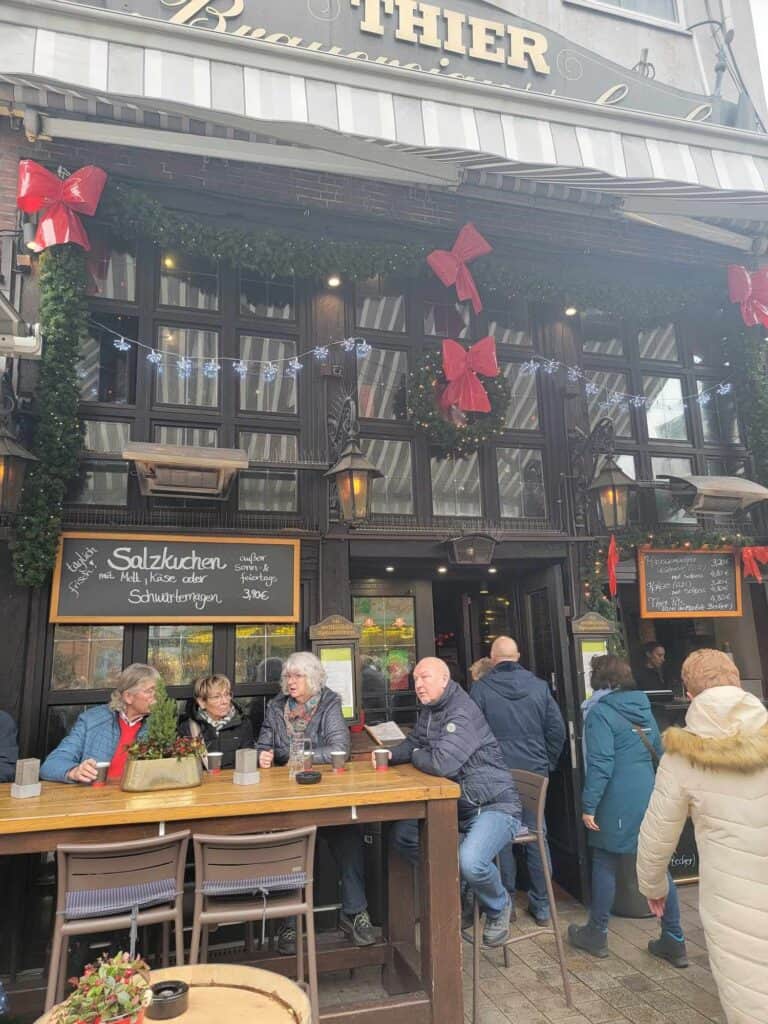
[
  {"left": 288, "top": 736, "right": 305, "bottom": 780},
  {"left": 302, "top": 739, "right": 314, "bottom": 773}
]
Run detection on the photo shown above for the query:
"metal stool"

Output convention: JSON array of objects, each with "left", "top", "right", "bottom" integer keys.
[
  {"left": 470, "top": 771, "right": 572, "bottom": 1022},
  {"left": 46, "top": 831, "right": 190, "bottom": 1010},
  {"left": 190, "top": 827, "right": 319, "bottom": 1023}
]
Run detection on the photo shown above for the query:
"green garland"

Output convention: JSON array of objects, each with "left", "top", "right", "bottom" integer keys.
[
  {"left": 731, "top": 327, "right": 768, "bottom": 489},
  {"left": 405, "top": 348, "right": 511, "bottom": 458},
  {"left": 12, "top": 247, "right": 87, "bottom": 587}
]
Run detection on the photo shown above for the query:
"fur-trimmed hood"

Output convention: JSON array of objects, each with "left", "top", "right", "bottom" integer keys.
[{"left": 663, "top": 685, "right": 768, "bottom": 773}]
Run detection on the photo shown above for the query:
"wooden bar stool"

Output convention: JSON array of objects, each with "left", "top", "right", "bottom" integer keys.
[
  {"left": 46, "top": 831, "right": 190, "bottom": 1011},
  {"left": 190, "top": 827, "right": 319, "bottom": 1023},
  {"left": 470, "top": 771, "right": 573, "bottom": 1022}
]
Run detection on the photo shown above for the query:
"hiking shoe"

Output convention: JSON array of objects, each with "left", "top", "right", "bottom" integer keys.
[
  {"left": 526, "top": 906, "right": 549, "bottom": 928},
  {"left": 339, "top": 909, "right": 376, "bottom": 946},
  {"left": 482, "top": 896, "right": 512, "bottom": 948},
  {"left": 648, "top": 933, "right": 689, "bottom": 969},
  {"left": 276, "top": 924, "right": 296, "bottom": 956},
  {"left": 567, "top": 923, "right": 608, "bottom": 959}
]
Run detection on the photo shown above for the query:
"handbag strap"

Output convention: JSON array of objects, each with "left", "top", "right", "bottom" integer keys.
[{"left": 605, "top": 705, "right": 660, "bottom": 765}]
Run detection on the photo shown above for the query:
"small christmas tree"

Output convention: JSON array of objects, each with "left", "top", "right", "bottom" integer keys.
[{"left": 127, "top": 680, "right": 203, "bottom": 761}]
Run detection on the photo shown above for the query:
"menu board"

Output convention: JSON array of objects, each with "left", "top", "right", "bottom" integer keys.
[
  {"left": 638, "top": 547, "right": 741, "bottom": 619},
  {"left": 50, "top": 532, "right": 300, "bottom": 623}
]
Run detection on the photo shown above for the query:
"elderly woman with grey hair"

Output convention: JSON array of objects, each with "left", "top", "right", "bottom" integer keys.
[
  {"left": 41, "top": 664, "right": 159, "bottom": 784},
  {"left": 257, "top": 651, "right": 374, "bottom": 953}
]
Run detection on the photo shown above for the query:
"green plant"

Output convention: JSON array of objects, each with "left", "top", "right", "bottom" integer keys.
[
  {"left": 55, "top": 952, "right": 150, "bottom": 1024},
  {"left": 127, "top": 680, "right": 203, "bottom": 761}
]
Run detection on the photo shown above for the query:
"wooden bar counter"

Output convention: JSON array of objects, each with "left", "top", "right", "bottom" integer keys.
[{"left": 0, "top": 763, "right": 462, "bottom": 1024}]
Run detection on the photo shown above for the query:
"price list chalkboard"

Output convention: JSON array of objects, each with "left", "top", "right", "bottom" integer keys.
[
  {"left": 638, "top": 547, "right": 741, "bottom": 619},
  {"left": 50, "top": 532, "right": 300, "bottom": 623}
]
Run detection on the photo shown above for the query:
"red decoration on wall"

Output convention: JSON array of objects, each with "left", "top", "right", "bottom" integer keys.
[
  {"left": 440, "top": 336, "right": 500, "bottom": 413},
  {"left": 741, "top": 546, "right": 768, "bottom": 582},
  {"left": 727, "top": 265, "right": 768, "bottom": 328},
  {"left": 607, "top": 534, "right": 619, "bottom": 598},
  {"left": 16, "top": 160, "right": 107, "bottom": 252},
  {"left": 427, "top": 222, "right": 492, "bottom": 314}
]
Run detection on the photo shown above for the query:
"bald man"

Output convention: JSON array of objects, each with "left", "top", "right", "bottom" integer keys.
[
  {"left": 388, "top": 657, "right": 525, "bottom": 948},
  {"left": 471, "top": 636, "right": 565, "bottom": 925}
]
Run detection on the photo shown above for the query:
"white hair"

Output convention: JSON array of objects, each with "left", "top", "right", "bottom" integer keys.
[{"left": 281, "top": 651, "right": 326, "bottom": 697}]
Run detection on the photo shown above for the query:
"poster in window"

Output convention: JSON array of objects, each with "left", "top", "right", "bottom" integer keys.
[{"left": 319, "top": 646, "right": 356, "bottom": 719}]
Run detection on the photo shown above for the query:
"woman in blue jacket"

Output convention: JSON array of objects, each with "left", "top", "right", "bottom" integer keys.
[{"left": 568, "top": 656, "right": 687, "bottom": 966}]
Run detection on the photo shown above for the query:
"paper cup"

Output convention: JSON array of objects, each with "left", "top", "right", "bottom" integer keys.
[
  {"left": 302, "top": 751, "right": 314, "bottom": 772},
  {"left": 373, "top": 748, "right": 390, "bottom": 771},
  {"left": 207, "top": 751, "right": 223, "bottom": 773},
  {"left": 93, "top": 762, "right": 110, "bottom": 787},
  {"left": 330, "top": 751, "right": 346, "bottom": 772}
]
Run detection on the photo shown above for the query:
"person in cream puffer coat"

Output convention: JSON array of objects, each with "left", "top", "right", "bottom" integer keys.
[{"left": 637, "top": 649, "right": 768, "bottom": 1024}]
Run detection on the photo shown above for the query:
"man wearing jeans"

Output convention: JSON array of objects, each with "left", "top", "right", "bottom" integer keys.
[{"left": 388, "top": 658, "right": 524, "bottom": 947}]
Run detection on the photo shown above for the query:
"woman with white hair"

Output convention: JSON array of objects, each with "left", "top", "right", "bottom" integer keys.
[
  {"left": 257, "top": 651, "right": 374, "bottom": 954},
  {"left": 41, "top": 663, "right": 159, "bottom": 783}
]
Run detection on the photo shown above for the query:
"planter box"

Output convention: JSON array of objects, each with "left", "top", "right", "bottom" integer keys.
[
  {"left": 103, "top": 1009, "right": 146, "bottom": 1024},
  {"left": 121, "top": 756, "right": 202, "bottom": 792}
]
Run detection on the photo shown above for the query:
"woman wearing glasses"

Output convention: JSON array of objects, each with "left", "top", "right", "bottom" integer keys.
[{"left": 178, "top": 674, "right": 254, "bottom": 769}]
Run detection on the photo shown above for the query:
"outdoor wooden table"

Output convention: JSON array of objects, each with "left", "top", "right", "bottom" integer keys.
[{"left": 0, "top": 763, "right": 461, "bottom": 1024}]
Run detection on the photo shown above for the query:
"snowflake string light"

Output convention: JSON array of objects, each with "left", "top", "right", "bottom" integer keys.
[
  {"left": 519, "top": 359, "right": 540, "bottom": 376},
  {"left": 629, "top": 395, "right": 647, "bottom": 408},
  {"left": 112, "top": 336, "right": 131, "bottom": 352},
  {"left": 176, "top": 356, "right": 193, "bottom": 379},
  {"left": 233, "top": 360, "right": 249, "bottom": 378},
  {"left": 567, "top": 366, "right": 582, "bottom": 384},
  {"left": 585, "top": 382, "right": 600, "bottom": 397},
  {"left": 285, "top": 357, "right": 303, "bottom": 377},
  {"left": 313, "top": 346, "right": 329, "bottom": 362},
  {"left": 356, "top": 339, "right": 372, "bottom": 358},
  {"left": 716, "top": 382, "right": 733, "bottom": 396},
  {"left": 341, "top": 337, "right": 358, "bottom": 352},
  {"left": 202, "top": 359, "right": 220, "bottom": 379},
  {"left": 541, "top": 358, "right": 559, "bottom": 375},
  {"left": 697, "top": 391, "right": 712, "bottom": 406},
  {"left": 146, "top": 349, "right": 163, "bottom": 366},
  {"left": 263, "top": 362, "right": 278, "bottom": 383}
]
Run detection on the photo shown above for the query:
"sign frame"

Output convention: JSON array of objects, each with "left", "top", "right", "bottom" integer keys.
[
  {"left": 638, "top": 546, "right": 741, "bottom": 620},
  {"left": 49, "top": 531, "right": 301, "bottom": 624},
  {"left": 310, "top": 615, "right": 362, "bottom": 724}
]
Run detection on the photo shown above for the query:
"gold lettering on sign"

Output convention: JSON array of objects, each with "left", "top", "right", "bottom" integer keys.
[
  {"left": 595, "top": 83, "right": 629, "bottom": 105},
  {"left": 161, "top": 0, "right": 244, "bottom": 30},
  {"left": 395, "top": 0, "right": 442, "bottom": 49},
  {"left": 349, "top": 0, "right": 392, "bottom": 36},
  {"left": 467, "top": 16, "right": 505, "bottom": 64},
  {"left": 507, "top": 29, "right": 550, "bottom": 75},
  {"left": 443, "top": 8, "right": 467, "bottom": 55}
]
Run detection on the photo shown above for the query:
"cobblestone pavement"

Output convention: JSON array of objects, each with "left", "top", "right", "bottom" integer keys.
[{"left": 318, "top": 884, "right": 725, "bottom": 1024}]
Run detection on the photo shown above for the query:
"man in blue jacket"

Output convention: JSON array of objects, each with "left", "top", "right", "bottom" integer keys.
[
  {"left": 388, "top": 657, "right": 524, "bottom": 947},
  {"left": 471, "top": 636, "right": 565, "bottom": 925}
]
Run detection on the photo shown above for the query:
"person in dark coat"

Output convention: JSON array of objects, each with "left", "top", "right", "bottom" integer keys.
[
  {"left": 388, "top": 657, "right": 524, "bottom": 948},
  {"left": 257, "top": 651, "right": 375, "bottom": 954},
  {"left": 0, "top": 710, "right": 19, "bottom": 783},
  {"left": 178, "top": 674, "right": 254, "bottom": 770},
  {"left": 470, "top": 636, "right": 565, "bottom": 925},
  {"left": 568, "top": 656, "right": 687, "bottom": 964}
]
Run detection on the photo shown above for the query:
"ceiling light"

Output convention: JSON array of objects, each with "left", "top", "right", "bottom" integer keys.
[
  {"left": 437, "top": 566, "right": 448, "bottom": 574},
  {"left": 327, "top": 274, "right": 342, "bottom": 288},
  {"left": 385, "top": 565, "right": 395, "bottom": 573},
  {"left": 488, "top": 567, "right": 498, "bottom": 574},
  {"left": 564, "top": 306, "right": 578, "bottom": 317},
  {"left": 163, "top": 255, "right": 176, "bottom": 270}
]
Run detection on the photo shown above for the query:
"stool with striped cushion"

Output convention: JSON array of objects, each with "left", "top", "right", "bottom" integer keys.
[{"left": 46, "top": 831, "right": 190, "bottom": 1011}]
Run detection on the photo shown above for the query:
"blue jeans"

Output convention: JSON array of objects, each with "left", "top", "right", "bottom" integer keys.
[
  {"left": 324, "top": 826, "right": 368, "bottom": 915},
  {"left": 589, "top": 848, "right": 683, "bottom": 940},
  {"left": 391, "top": 810, "right": 521, "bottom": 917},
  {"left": 497, "top": 807, "right": 552, "bottom": 920}
]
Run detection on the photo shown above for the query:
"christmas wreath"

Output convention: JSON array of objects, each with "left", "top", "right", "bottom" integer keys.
[{"left": 406, "top": 347, "right": 511, "bottom": 459}]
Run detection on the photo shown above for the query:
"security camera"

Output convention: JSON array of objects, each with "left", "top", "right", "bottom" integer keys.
[{"left": 0, "top": 292, "right": 42, "bottom": 358}]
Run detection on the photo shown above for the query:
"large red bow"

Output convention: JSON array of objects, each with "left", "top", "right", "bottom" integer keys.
[
  {"left": 727, "top": 265, "right": 768, "bottom": 328},
  {"left": 17, "top": 160, "right": 107, "bottom": 252},
  {"left": 427, "top": 223, "right": 492, "bottom": 314},
  {"left": 440, "top": 336, "right": 499, "bottom": 413},
  {"left": 741, "top": 546, "right": 768, "bottom": 582}
]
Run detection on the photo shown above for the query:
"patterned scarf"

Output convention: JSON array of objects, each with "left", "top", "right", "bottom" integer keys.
[
  {"left": 284, "top": 692, "right": 321, "bottom": 738},
  {"left": 198, "top": 705, "right": 237, "bottom": 734}
]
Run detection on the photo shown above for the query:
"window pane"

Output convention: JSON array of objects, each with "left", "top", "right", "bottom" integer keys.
[
  {"left": 362, "top": 439, "right": 413, "bottom": 514},
  {"left": 597, "top": 0, "right": 677, "bottom": 19},
  {"left": 582, "top": 316, "right": 624, "bottom": 357},
  {"left": 147, "top": 625, "right": 212, "bottom": 684},
  {"left": 159, "top": 251, "right": 219, "bottom": 310},
  {"left": 73, "top": 463, "right": 129, "bottom": 505},
  {"left": 496, "top": 448, "right": 547, "bottom": 519},
  {"left": 357, "top": 348, "right": 408, "bottom": 420},
  {"left": 423, "top": 301, "right": 469, "bottom": 339},
  {"left": 652, "top": 455, "right": 695, "bottom": 524},
  {"left": 83, "top": 420, "right": 131, "bottom": 454},
  {"left": 154, "top": 425, "right": 219, "bottom": 448},
  {"left": 356, "top": 277, "right": 406, "bottom": 333},
  {"left": 502, "top": 363, "right": 539, "bottom": 430},
  {"left": 155, "top": 326, "right": 219, "bottom": 408},
  {"left": 639, "top": 324, "right": 679, "bottom": 361},
  {"left": 239, "top": 432, "right": 298, "bottom": 512},
  {"left": 239, "top": 336, "right": 297, "bottom": 414},
  {"left": 86, "top": 232, "right": 136, "bottom": 301},
  {"left": 51, "top": 625, "right": 124, "bottom": 689},
  {"left": 706, "top": 457, "right": 746, "bottom": 477},
  {"left": 644, "top": 376, "right": 689, "bottom": 441},
  {"left": 697, "top": 382, "right": 741, "bottom": 444},
  {"left": 431, "top": 453, "right": 482, "bottom": 516},
  {"left": 240, "top": 273, "right": 295, "bottom": 319},
  {"left": 585, "top": 370, "right": 633, "bottom": 438},
  {"left": 354, "top": 596, "right": 417, "bottom": 721},
  {"left": 235, "top": 624, "right": 297, "bottom": 686},
  {"left": 77, "top": 316, "right": 136, "bottom": 404},
  {"left": 486, "top": 306, "right": 531, "bottom": 347}
]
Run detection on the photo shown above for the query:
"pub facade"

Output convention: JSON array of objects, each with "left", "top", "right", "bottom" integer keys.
[{"left": 1, "top": 0, "right": 768, "bottom": 1001}]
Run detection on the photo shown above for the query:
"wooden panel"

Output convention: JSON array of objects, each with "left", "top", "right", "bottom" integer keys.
[{"left": 419, "top": 799, "right": 461, "bottom": 1023}]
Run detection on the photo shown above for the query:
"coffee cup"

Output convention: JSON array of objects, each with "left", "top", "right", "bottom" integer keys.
[
  {"left": 207, "top": 751, "right": 223, "bottom": 773},
  {"left": 330, "top": 751, "right": 346, "bottom": 772},
  {"left": 93, "top": 762, "right": 110, "bottom": 787},
  {"left": 302, "top": 750, "right": 314, "bottom": 772},
  {"left": 373, "top": 748, "right": 390, "bottom": 771}
]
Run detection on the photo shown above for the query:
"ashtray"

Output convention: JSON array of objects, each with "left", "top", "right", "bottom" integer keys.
[
  {"left": 146, "top": 980, "right": 189, "bottom": 1019},
  {"left": 295, "top": 770, "right": 321, "bottom": 785}
]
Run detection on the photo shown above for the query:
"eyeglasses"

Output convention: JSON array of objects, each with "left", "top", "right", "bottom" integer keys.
[
  {"left": 285, "top": 672, "right": 307, "bottom": 679},
  {"left": 207, "top": 692, "right": 232, "bottom": 702}
]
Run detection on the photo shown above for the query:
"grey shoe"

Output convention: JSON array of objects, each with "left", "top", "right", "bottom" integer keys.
[
  {"left": 526, "top": 906, "right": 549, "bottom": 927},
  {"left": 648, "top": 933, "right": 689, "bottom": 968},
  {"left": 276, "top": 924, "right": 296, "bottom": 956},
  {"left": 567, "top": 923, "right": 608, "bottom": 958},
  {"left": 339, "top": 909, "right": 376, "bottom": 947},
  {"left": 482, "top": 896, "right": 512, "bottom": 948}
]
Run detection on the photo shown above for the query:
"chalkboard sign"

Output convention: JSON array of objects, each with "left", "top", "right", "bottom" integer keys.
[
  {"left": 50, "top": 532, "right": 300, "bottom": 623},
  {"left": 638, "top": 547, "right": 741, "bottom": 619}
]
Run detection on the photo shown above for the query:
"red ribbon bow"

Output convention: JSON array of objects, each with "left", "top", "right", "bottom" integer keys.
[
  {"left": 727, "top": 265, "right": 768, "bottom": 329},
  {"left": 607, "top": 534, "right": 619, "bottom": 598},
  {"left": 427, "top": 222, "right": 492, "bottom": 314},
  {"left": 440, "top": 336, "right": 499, "bottom": 413},
  {"left": 741, "top": 546, "right": 768, "bottom": 582},
  {"left": 17, "top": 160, "right": 107, "bottom": 252}
]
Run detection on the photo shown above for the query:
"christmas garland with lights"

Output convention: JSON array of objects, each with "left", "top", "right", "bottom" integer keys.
[{"left": 405, "top": 348, "right": 511, "bottom": 458}]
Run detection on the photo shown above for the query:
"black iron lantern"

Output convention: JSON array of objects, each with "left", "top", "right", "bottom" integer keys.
[
  {"left": 325, "top": 435, "right": 383, "bottom": 524},
  {"left": 588, "top": 455, "right": 635, "bottom": 530},
  {"left": 0, "top": 419, "right": 36, "bottom": 514},
  {"left": 448, "top": 533, "right": 497, "bottom": 565}
]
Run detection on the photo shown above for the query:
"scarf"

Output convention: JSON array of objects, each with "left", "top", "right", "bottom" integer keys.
[
  {"left": 284, "top": 692, "right": 322, "bottom": 739},
  {"left": 198, "top": 706, "right": 237, "bottom": 734}
]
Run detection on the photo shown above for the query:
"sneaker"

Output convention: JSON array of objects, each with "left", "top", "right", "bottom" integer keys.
[
  {"left": 526, "top": 906, "right": 549, "bottom": 928},
  {"left": 276, "top": 924, "right": 296, "bottom": 956},
  {"left": 648, "top": 933, "right": 689, "bottom": 969},
  {"left": 567, "top": 923, "right": 608, "bottom": 959},
  {"left": 339, "top": 909, "right": 376, "bottom": 947},
  {"left": 482, "top": 896, "right": 512, "bottom": 948}
]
